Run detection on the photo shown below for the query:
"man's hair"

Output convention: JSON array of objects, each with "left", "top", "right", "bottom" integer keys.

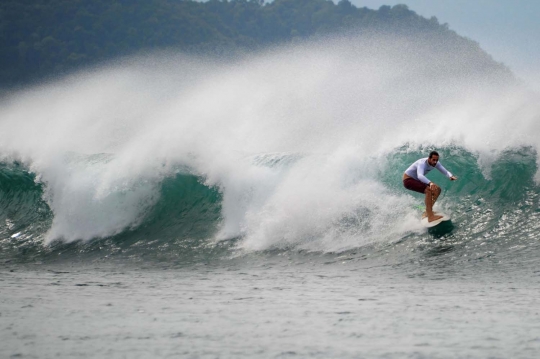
[{"left": 429, "top": 150, "right": 439, "bottom": 158}]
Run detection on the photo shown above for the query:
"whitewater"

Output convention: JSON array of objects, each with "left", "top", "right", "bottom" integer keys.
[{"left": 1, "top": 34, "right": 540, "bottom": 358}]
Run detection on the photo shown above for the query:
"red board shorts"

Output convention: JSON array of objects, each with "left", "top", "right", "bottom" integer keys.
[{"left": 403, "top": 177, "right": 428, "bottom": 194}]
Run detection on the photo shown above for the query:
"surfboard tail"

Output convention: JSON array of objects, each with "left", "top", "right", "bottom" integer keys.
[{"left": 421, "top": 213, "right": 451, "bottom": 228}]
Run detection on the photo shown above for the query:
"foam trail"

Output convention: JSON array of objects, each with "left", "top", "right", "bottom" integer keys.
[{"left": 0, "top": 34, "right": 539, "bottom": 250}]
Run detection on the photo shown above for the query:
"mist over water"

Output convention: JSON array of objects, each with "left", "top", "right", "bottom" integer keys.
[{"left": 1, "top": 33, "right": 539, "bottom": 254}]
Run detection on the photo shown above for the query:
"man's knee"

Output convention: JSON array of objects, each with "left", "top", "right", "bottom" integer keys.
[{"left": 425, "top": 185, "right": 441, "bottom": 196}]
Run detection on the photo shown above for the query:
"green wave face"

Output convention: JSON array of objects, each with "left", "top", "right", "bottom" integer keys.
[
  {"left": 1, "top": 146, "right": 539, "bottom": 266},
  {"left": 0, "top": 163, "right": 53, "bottom": 261}
]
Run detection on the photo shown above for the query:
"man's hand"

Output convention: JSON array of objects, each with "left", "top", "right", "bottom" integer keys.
[{"left": 450, "top": 176, "right": 458, "bottom": 181}]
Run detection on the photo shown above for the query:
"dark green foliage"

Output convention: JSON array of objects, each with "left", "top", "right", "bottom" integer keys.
[{"left": 0, "top": 0, "right": 506, "bottom": 87}]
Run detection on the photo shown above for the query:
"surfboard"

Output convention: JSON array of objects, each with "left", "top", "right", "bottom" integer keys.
[{"left": 421, "top": 213, "right": 451, "bottom": 228}]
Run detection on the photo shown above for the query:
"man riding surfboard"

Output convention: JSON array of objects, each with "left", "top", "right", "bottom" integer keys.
[{"left": 403, "top": 151, "right": 457, "bottom": 222}]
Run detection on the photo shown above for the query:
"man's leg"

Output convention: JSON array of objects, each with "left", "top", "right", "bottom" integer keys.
[
  {"left": 425, "top": 186, "right": 442, "bottom": 222},
  {"left": 432, "top": 185, "right": 442, "bottom": 204}
]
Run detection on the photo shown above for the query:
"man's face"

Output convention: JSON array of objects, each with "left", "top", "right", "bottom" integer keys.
[{"left": 428, "top": 155, "right": 439, "bottom": 167}]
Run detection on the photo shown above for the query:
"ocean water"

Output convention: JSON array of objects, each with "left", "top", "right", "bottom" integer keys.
[{"left": 1, "top": 35, "right": 540, "bottom": 358}]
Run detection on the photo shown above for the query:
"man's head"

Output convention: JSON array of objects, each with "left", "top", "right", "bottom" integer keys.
[{"left": 428, "top": 151, "right": 439, "bottom": 166}]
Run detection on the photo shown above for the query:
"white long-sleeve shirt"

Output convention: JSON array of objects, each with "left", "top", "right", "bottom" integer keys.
[{"left": 404, "top": 157, "right": 453, "bottom": 185}]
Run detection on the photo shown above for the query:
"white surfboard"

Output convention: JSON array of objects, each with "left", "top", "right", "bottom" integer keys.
[{"left": 421, "top": 213, "right": 451, "bottom": 228}]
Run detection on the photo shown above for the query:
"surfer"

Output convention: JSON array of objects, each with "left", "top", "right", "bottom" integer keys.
[{"left": 403, "top": 151, "right": 457, "bottom": 222}]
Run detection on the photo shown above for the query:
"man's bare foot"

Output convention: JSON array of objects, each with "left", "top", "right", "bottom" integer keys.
[
  {"left": 428, "top": 214, "right": 443, "bottom": 222},
  {"left": 422, "top": 211, "right": 440, "bottom": 219}
]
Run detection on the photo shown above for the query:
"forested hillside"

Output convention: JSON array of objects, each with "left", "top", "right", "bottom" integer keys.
[{"left": 1, "top": 0, "right": 507, "bottom": 87}]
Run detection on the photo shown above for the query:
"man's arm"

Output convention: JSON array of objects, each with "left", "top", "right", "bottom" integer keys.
[{"left": 436, "top": 162, "right": 457, "bottom": 180}]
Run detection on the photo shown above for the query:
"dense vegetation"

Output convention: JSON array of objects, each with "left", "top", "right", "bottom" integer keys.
[{"left": 1, "top": 0, "right": 507, "bottom": 87}]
